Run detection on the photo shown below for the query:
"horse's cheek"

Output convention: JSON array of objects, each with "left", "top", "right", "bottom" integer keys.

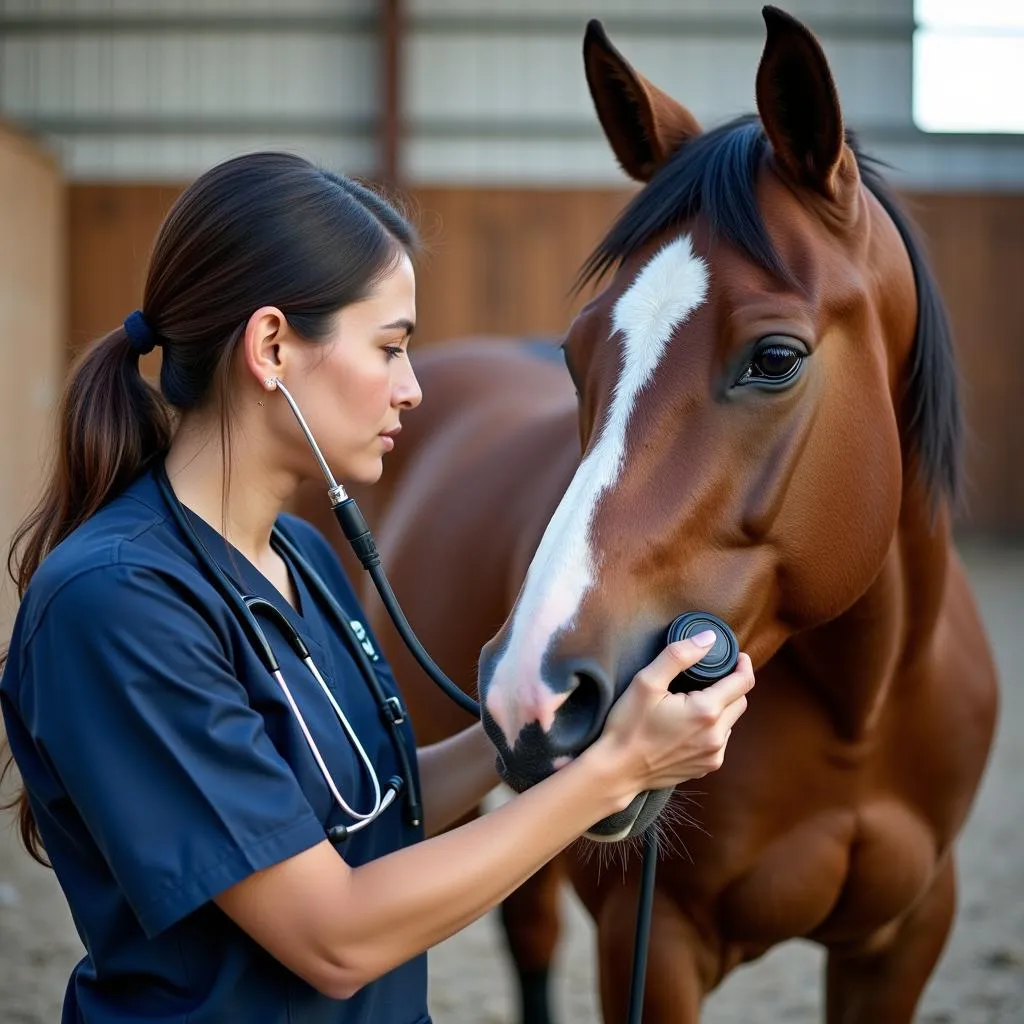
[{"left": 780, "top": 397, "right": 902, "bottom": 626}]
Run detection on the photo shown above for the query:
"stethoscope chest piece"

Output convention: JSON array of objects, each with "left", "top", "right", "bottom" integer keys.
[{"left": 666, "top": 611, "right": 739, "bottom": 690}]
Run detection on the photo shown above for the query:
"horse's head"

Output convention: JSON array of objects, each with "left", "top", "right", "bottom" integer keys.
[{"left": 478, "top": 7, "right": 960, "bottom": 839}]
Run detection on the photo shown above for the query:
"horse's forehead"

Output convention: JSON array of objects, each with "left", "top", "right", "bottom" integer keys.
[
  {"left": 581, "top": 176, "right": 858, "bottom": 389},
  {"left": 581, "top": 236, "right": 710, "bottom": 500},
  {"left": 611, "top": 234, "right": 710, "bottom": 353}
]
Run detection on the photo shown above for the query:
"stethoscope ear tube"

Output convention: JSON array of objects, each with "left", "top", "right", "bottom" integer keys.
[{"left": 271, "top": 374, "right": 480, "bottom": 718}]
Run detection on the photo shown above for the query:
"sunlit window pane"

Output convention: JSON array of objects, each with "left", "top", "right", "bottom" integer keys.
[
  {"left": 914, "top": 1, "right": 1024, "bottom": 133},
  {"left": 916, "top": 0, "right": 1024, "bottom": 32}
]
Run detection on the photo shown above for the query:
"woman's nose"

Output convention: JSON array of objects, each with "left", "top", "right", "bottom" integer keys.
[{"left": 396, "top": 363, "right": 422, "bottom": 410}]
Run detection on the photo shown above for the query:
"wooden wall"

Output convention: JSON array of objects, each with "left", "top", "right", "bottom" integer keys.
[
  {"left": 67, "top": 184, "right": 1024, "bottom": 536},
  {"left": 410, "top": 188, "right": 634, "bottom": 343},
  {"left": 906, "top": 195, "right": 1024, "bottom": 540},
  {"left": 68, "top": 186, "right": 184, "bottom": 377},
  {"left": 67, "top": 185, "right": 633, "bottom": 353},
  {"left": 0, "top": 123, "right": 65, "bottom": 638}
]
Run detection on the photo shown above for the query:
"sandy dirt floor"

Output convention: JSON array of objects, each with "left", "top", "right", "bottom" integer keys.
[{"left": 1, "top": 540, "right": 1021, "bottom": 1023}]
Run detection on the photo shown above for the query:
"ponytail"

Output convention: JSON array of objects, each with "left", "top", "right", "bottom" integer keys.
[
  {"left": 1, "top": 150, "right": 416, "bottom": 866},
  {"left": 1, "top": 322, "right": 172, "bottom": 864},
  {"left": 8, "top": 322, "right": 171, "bottom": 598}
]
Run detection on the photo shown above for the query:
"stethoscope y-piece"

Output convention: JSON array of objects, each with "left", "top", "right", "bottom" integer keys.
[{"left": 155, "top": 466, "right": 419, "bottom": 843}]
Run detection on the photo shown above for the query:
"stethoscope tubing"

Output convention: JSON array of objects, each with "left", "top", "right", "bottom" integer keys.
[
  {"left": 272, "top": 527, "right": 423, "bottom": 832},
  {"left": 154, "top": 464, "right": 416, "bottom": 838}
]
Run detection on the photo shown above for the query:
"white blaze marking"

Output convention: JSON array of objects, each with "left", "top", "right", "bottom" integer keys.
[{"left": 486, "top": 236, "right": 710, "bottom": 745}]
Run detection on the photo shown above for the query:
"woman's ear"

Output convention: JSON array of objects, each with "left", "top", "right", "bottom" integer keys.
[{"left": 242, "top": 306, "right": 288, "bottom": 388}]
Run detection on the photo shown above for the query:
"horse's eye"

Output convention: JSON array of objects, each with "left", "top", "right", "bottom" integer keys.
[
  {"left": 754, "top": 345, "right": 800, "bottom": 378},
  {"left": 735, "top": 337, "right": 806, "bottom": 389}
]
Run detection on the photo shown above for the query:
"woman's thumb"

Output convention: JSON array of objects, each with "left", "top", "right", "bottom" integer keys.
[{"left": 637, "top": 631, "right": 717, "bottom": 692}]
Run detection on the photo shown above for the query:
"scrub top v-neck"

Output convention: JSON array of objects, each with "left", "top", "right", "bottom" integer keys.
[{"left": 0, "top": 467, "right": 430, "bottom": 1024}]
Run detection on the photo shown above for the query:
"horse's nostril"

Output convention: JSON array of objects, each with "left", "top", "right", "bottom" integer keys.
[{"left": 547, "top": 662, "right": 610, "bottom": 755}]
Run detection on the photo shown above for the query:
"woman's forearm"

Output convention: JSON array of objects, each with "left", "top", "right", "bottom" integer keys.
[
  {"left": 217, "top": 750, "right": 624, "bottom": 1000},
  {"left": 416, "top": 722, "right": 501, "bottom": 836},
  {"left": 335, "top": 744, "right": 624, "bottom": 989}
]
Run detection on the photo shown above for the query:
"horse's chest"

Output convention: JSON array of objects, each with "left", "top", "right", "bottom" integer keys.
[{"left": 718, "top": 800, "right": 937, "bottom": 947}]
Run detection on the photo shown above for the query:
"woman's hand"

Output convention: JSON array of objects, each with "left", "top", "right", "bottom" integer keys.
[{"left": 590, "top": 634, "right": 754, "bottom": 803}]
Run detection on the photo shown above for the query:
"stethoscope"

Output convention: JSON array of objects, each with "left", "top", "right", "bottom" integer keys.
[
  {"left": 156, "top": 459, "right": 419, "bottom": 845},
  {"left": 158, "top": 375, "right": 738, "bottom": 1024}
]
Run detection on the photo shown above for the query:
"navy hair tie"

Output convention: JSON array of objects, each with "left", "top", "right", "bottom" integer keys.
[{"left": 123, "top": 310, "right": 158, "bottom": 356}]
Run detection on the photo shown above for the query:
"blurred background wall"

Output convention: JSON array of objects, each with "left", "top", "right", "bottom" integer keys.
[
  {"left": 0, "top": 0, "right": 1021, "bottom": 584},
  {"left": 0, "top": 119, "right": 64, "bottom": 636}
]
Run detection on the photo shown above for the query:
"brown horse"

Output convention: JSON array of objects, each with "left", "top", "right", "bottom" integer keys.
[{"left": 299, "top": 7, "right": 999, "bottom": 1023}]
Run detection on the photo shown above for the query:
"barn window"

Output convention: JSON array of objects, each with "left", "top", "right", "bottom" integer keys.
[{"left": 913, "top": 0, "right": 1024, "bottom": 133}]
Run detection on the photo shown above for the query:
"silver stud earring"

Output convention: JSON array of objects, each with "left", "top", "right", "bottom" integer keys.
[{"left": 264, "top": 377, "right": 278, "bottom": 390}]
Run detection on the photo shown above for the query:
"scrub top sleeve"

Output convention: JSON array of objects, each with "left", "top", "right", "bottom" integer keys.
[{"left": 18, "top": 563, "right": 327, "bottom": 939}]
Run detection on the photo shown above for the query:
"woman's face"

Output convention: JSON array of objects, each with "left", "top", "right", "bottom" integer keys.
[{"left": 287, "top": 253, "right": 421, "bottom": 486}]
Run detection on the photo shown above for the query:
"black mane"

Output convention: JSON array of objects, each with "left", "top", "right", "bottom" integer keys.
[{"left": 578, "top": 115, "right": 962, "bottom": 511}]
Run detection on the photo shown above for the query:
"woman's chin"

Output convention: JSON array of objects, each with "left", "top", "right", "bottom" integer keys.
[{"left": 343, "top": 458, "right": 384, "bottom": 486}]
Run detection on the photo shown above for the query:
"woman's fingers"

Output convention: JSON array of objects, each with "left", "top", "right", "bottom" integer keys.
[
  {"left": 598, "top": 645, "right": 755, "bottom": 794},
  {"left": 632, "top": 632, "right": 718, "bottom": 693},
  {"left": 717, "top": 691, "right": 749, "bottom": 734},
  {"left": 681, "top": 652, "right": 755, "bottom": 713}
]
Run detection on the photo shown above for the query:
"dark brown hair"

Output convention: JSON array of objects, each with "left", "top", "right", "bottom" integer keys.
[{"left": 1, "top": 152, "right": 417, "bottom": 864}]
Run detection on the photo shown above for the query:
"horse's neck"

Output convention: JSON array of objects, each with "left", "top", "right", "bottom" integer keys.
[{"left": 787, "top": 473, "right": 951, "bottom": 741}]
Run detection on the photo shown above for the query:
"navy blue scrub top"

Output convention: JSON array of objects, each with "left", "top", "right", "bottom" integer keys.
[{"left": 0, "top": 467, "right": 431, "bottom": 1024}]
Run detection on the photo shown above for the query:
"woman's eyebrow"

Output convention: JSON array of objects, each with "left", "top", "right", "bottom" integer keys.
[{"left": 380, "top": 318, "right": 415, "bottom": 336}]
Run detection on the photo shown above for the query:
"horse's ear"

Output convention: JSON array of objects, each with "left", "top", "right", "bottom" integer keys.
[
  {"left": 755, "top": 6, "right": 851, "bottom": 201},
  {"left": 584, "top": 19, "right": 702, "bottom": 183}
]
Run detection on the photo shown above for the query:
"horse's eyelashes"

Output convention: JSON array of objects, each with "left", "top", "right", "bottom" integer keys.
[
  {"left": 735, "top": 336, "right": 807, "bottom": 389},
  {"left": 757, "top": 345, "right": 801, "bottom": 376}
]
